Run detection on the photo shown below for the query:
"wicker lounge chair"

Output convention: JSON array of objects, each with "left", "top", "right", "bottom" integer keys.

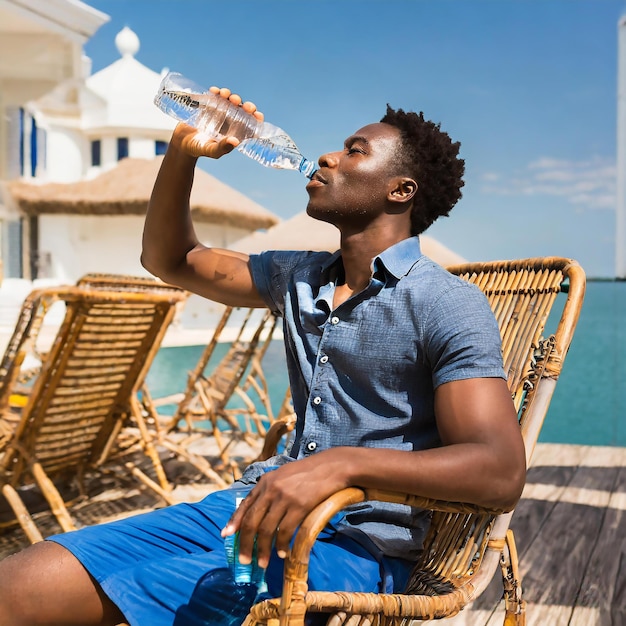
[
  {"left": 75, "top": 273, "right": 239, "bottom": 490},
  {"left": 0, "top": 277, "right": 187, "bottom": 543},
  {"left": 162, "top": 305, "right": 279, "bottom": 481},
  {"left": 243, "top": 256, "right": 586, "bottom": 626}
]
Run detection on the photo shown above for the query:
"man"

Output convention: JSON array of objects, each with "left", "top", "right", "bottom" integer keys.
[{"left": 0, "top": 88, "right": 526, "bottom": 626}]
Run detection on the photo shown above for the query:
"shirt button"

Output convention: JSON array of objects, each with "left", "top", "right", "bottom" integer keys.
[
  {"left": 312, "top": 396, "right": 322, "bottom": 405},
  {"left": 320, "top": 355, "right": 329, "bottom": 364},
  {"left": 306, "top": 441, "right": 317, "bottom": 452},
  {"left": 330, "top": 316, "right": 340, "bottom": 325}
]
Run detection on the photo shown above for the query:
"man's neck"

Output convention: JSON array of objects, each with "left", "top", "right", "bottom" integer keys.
[{"left": 333, "top": 227, "right": 412, "bottom": 308}]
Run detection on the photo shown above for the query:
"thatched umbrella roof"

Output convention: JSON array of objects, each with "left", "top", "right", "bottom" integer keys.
[
  {"left": 7, "top": 157, "right": 279, "bottom": 230},
  {"left": 232, "top": 211, "right": 466, "bottom": 267}
]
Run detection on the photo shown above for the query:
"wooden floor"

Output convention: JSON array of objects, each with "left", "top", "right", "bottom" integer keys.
[
  {"left": 419, "top": 443, "right": 626, "bottom": 626},
  {"left": 1, "top": 443, "right": 624, "bottom": 625}
]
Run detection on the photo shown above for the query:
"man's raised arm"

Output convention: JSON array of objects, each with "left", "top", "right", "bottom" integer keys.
[{"left": 141, "top": 91, "right": 267, "bottom": 308}]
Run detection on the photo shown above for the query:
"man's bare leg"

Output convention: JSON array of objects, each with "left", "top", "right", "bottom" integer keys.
[{"left": 0, "top": 541, "right": 126, "bottom": 626}]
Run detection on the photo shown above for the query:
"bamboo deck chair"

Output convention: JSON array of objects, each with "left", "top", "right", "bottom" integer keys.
[
  {"left": 243, "top": 256, "right": 586, "bottom": 626},
  {"left": 161, "top": 305, "right": 279, "bottom": 481},
  {"left": 74, "top": 273, "right": 233, "bottom": 489},
  {"left": 0, "top": 278, "right": 188, "bottom": 543}
]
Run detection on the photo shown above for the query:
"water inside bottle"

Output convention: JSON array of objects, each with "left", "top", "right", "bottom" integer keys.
[
  {"left": 155, "top": 87, "right": 259, "bottom": 142},
  {"left": 238, "top": 134, "right": 317, "bottom": 178},
  {"left": 224, "top": 533, "right": 267, "bottom": 592}
]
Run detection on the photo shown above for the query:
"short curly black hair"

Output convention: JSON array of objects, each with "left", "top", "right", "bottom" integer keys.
[{"left": 380, "top": 105, "right": 465, "bottom": 235}]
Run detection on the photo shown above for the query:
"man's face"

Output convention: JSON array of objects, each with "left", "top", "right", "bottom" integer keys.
[{"left": 305, "top": 122, "right": 403, "bottom": 225}]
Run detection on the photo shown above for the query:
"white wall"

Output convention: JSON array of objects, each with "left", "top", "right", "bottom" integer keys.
[
  {"left": 38, "top": 214, "right": 251, "bottom": 285},
  {"left": 129, "top": 137, "right": 158, "bottom": 159},
  {"left": 44, "top": 126, "right": 84, "bottom": 181},
  {"left": 36, "top": 213, "right": 254, "bottom": 330},
  {"left": 39, "top": 214, "right": 148, "bottom": 282}
]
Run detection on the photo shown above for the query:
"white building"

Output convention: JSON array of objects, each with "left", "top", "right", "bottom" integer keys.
[
  {"left": 0, "top": 0, "right": 109, "bottom": 280},
  {"left": 1, "top": 23, "right": 278, "bottom": 285},
  {"left": 0, "top": 8, "right": 280, "bottom": 341}
]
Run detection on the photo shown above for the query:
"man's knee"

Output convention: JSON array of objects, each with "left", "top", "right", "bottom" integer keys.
[
  {"left": 0, "top": 545, "right": 45, "bottom": 624},
  {"left": 0, "top": 540, "right": 120, "bottom": 625}
]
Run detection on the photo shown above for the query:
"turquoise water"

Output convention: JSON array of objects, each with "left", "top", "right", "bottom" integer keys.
[
  {"left": 539, "top": 280, "right": 625, "bottom": 446},
  {"left": 147, "top": 280, "right": 625, "bottom": 447}
]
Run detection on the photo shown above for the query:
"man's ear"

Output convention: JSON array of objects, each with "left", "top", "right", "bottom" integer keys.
[{"left": 388, "top": 177, "right": 417, "bottom": 204}]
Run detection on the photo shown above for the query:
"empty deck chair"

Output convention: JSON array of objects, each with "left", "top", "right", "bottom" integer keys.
[
  {"left": 0, "top": 279, "right": 188, "bottom": 543},
  {"left": 74, "top": 273, "right": 233, "bottom": 489},
  {"left": 160, "top": 305, "right": 279, "bottom": 481},
  {"left": 243, "top": 256, "right": 586, "bottom": 626}
]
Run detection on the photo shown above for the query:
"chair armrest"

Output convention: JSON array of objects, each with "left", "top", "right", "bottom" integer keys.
[{"left": 281, "top": 487, "right": 506, "bottom": 601}]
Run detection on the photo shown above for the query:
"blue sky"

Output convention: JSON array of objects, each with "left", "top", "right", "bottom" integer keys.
[{"left": 84, "top": 0, "right": 625, "bottom": 278}]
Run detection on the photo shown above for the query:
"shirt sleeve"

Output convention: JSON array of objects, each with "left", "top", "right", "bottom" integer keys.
[
  {"left": 423, "top": 281, "right": 507, "bottom": 388},
  {"left": 248, "top": 250, "right": 329, "bottom": 317}
]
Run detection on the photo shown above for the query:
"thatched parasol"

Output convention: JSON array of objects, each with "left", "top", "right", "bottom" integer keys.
[
  {"left": 232, "top": 211, "right": 466, "bottom": 267},
  {"left": 7, "top": 157, "right": 279, "bottom": 231}
]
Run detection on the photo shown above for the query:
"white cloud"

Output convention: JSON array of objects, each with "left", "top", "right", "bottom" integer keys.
[{"left": 480, "top": 155, "right": 616, "bottom": 210}]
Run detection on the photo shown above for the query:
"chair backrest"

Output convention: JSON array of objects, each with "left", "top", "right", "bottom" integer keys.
[
  {"left": 450, "top": 257, "right": 585, "bottom": 459},
  {"left": 76, "top": 272, "right": 189, "bottom": 297},
  {"left": 0, "top": 282, "right": 187, "bottom": 484},
  {"left": 403, "top": 257, "right": 586, "bottom": 598}
]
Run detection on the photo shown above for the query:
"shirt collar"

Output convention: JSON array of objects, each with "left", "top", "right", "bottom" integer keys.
[
  {"left": 375, "top": 236, "right": 423, "bottom": 279},
  {"left": 319, "top": 236, "right": 423, "bottom": 281}
]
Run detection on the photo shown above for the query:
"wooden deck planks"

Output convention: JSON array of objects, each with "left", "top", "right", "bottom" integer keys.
[
  {"left": 419, "top": 443, "right": 626, "bottom": 625},
  {"left": 570, "top": 463, "right": 626, "bottom": 626},
  {"left": 1, "top": 443, "right": 624, "bottom": 624},
  {"left": 521, "top": 445, "right": 626, "bottom": 626}
]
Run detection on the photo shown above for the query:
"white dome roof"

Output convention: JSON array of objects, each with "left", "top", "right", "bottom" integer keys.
[
  {"left": 84, "top": 27, "right": 174, "bottom": 132},
  {"left": 115, "top": 26, "right": 140, "bottom": 57}
]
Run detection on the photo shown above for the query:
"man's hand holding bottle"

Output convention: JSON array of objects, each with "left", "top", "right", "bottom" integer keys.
[{"left": 172, "top": 87, "right": 263, "bottom": 159}]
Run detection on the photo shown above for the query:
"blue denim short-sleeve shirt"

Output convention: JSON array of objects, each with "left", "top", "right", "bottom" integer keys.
[{"left": 245, "top": 236, "right": 506, "bottom": 558}]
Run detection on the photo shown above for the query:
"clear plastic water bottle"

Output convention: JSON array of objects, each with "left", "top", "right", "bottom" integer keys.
[
  {"left": 154, "top": 71, "right": 317, "bottom": 179},
  {"left": 224, "top": 491, "right": 268, "bottom": 594}
]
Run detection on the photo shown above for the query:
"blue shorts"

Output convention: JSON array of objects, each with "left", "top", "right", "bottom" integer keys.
[{"left": 49, "top": 486, "right": 413, "bottom": 626}]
